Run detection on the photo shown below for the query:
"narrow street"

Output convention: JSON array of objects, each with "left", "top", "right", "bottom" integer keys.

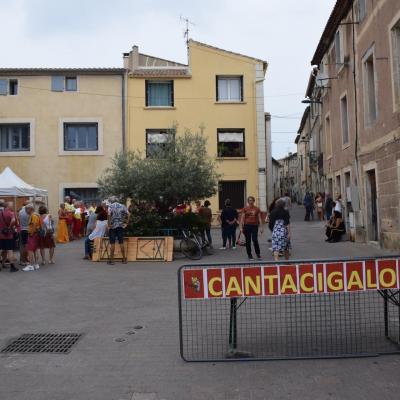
[{"left": 0, "top": 206, "right": 397, "bottom": 400}]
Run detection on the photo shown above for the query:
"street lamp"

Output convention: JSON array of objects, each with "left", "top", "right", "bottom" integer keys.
[{"left": 301, "top": 99, "right": 322, "bottom": 104}]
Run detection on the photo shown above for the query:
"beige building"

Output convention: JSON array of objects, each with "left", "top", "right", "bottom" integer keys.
[
  {"left": 0, "top": 68, "right": 125, "bottom": 215},
  {"left": 124, "top": 40, "right": 268, "bottom": 211},
  {"left": 308, "top": 0, "right": 400, "bottom": 248}
]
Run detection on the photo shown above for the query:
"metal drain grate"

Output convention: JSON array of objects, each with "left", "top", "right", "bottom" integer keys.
[{"left": 1, "top": 333, "right": 83, "bottom": 354}]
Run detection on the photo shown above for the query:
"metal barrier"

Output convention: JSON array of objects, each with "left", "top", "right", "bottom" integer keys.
[{"left": 178, "top": 256, "right": 400, "bottom": 361}]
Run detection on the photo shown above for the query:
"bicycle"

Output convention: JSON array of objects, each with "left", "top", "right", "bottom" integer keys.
[{"left": 180, "top": 228, "right": 213, "bottom": 260}]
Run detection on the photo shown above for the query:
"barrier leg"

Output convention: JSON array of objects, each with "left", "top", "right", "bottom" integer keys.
[
  {"left": 228, "top": 298, "right": 237, "bottom": 350},
  {"left": 226, "top": 297, "right": 253, "bottom": 359},
  {"left": 384, "top": 290, "right": 388, "bottom": 338}
]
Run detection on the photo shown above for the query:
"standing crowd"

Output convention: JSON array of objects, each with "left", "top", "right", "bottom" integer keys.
[{"left": 0, "top": 200, "right": 56, "bottom": 272}]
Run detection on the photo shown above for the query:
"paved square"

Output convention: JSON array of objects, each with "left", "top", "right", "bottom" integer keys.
[{"left": 1, "top": 207, "right": 399, "bottom": 400}]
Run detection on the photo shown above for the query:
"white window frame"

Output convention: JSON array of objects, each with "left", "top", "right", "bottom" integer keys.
[
  {"left": 0, "top": 118, "right": 35, "bottom": 157},
  {"left": 389, "top": 13, "right": 400, "bottom": 112},
  {"left": 58, "top": 117, "right": 103, "bottom": 156},
  {"left": 216, "top": 76, "right": 243, "bottom": 102},
  {"left": 362, "top": 46, "right": 378, "bottom": 127},
  {"left": 59, "top": 182, "right": 98, "bottom": 206},
  {"left": 65, "top": 76, "right": 78, "bottom": 92},
  {"left": 340, "top": 92, "right": 350, "bottom": 147}
]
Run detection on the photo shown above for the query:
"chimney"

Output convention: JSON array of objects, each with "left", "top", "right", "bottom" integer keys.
[{"left": 123, "top": 45, "right": 140, "bottom": 72}]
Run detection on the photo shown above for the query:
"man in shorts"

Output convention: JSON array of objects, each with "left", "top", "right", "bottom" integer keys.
[
  {"left": 18, "top": 200, "right": 30, "bottom": 265},
  {"left": 0, "top": 200, "right": 18, "bottom": 272},
  {"left": 107, "top": 196, "right": 129, "bottom": 265}
]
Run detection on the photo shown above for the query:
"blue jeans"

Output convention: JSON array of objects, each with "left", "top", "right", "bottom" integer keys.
[
  {"left": 84, "top": 237, "right": 93, "bottom": 257},
  {"left": 222, "top": 225, "right": 236, "bottom": 247}
]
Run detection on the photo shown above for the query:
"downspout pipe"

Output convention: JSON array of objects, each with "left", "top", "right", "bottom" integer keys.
[{"left": 121, "top": 72, "right": 126, "bottom": 152}]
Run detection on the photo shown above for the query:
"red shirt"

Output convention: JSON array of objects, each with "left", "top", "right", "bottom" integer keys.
[
  {"left": 0, "top": 209, "right": 15, "bottom": 240},
  {"left": 242, "top": 206, "right": 260, "bottom": 225}
]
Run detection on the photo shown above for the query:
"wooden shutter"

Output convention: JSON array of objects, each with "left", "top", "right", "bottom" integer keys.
[
  {"left": 0, "top": 79, "right": 8, "bottom": 95},
  {"left": 51, "top": 76, "right": 64, "bottom": 92}
]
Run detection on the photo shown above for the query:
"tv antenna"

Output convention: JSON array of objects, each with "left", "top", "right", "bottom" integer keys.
[{"left": 180, "top": 16, "right": 195, "bottom": 47}]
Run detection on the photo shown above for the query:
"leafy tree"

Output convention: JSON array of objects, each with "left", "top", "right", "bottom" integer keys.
[{"left": 98, "top": 128, "right": 221, "bottom": 210}]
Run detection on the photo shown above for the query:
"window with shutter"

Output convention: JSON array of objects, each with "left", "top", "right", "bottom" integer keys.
[
  {"left": 391, "top": 21, "right": 400, "bottom": 107},
  {"left": 217, "top": 129, "right": 245, "bottom": 157},
  {"left": 146, "top": 129, "right": 174, "bottom": 158},
  {"left": 51, "top": 76, "right": 64, "bottom": 92},
  {"left": 0, "top": 79, "right": 8, "bottom": 95}
]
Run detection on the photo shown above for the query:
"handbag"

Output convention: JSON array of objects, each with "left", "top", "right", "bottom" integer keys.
[
  {"left": 1, "top": 212, "right": 12, "bottom": 235},
  {"left": 236, "top": 231, "right": 245, "bottom": 246}
]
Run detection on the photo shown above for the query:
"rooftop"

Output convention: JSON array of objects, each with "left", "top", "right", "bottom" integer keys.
[
  {"left": 310, "top": 0, "right": 353, "bottom": 66},
  {"left": 0, "top": 68, "right": 125, "bottom": 76}
]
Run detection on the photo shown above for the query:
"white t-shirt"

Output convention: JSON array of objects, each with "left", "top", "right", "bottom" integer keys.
[
  {"left": 88, "top": 220, "right": 108, "bottom": 240},
  {"left": 334, "top": 199, "right": 342, "bottom": 213}
]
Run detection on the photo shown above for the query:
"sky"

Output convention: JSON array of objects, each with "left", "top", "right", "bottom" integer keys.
[{"left": 0, "top": 0, "right": 336, "bottom": 159}]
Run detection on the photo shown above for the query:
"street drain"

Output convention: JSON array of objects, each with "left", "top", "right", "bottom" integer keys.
[{"left": 1, "top": 333, "right": 82, "bottom": 354}]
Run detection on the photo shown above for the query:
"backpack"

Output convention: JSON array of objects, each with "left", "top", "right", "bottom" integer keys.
[{"left": 38, "top": 215, "right": 54, "bottom": 237}]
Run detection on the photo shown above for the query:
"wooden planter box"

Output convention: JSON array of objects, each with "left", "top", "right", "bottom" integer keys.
[{"left": 92, "top": 236, "right": 174, "bottom": 262}]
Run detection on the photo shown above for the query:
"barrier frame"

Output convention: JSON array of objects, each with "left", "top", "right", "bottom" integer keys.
[{"left": 178, "top": 255, "right": 400, "bottom": 362}]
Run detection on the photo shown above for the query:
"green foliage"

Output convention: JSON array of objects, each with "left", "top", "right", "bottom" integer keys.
[
  {"left": 98, "top": 128, "right": 221, "bottom": 208},
  {"left": 124, "top": 203, "right": 163, "bottom": 237}
]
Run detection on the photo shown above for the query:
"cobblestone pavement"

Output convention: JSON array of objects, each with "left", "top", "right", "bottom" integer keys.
[{"left": 0, "top": 206, "right": 398, "bottom": 400}]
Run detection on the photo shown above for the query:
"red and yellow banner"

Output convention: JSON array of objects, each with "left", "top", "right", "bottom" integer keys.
[{"left": 182, "top": 258, "right": 400, "bottom": 299}]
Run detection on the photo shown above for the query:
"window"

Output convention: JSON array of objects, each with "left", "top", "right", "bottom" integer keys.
[
  {"left": 391, "top": 20, "right": 400, "bottom": 106},
  {"left": 325, "top": 114, "right": 332, "bottom": 156},
  {"left": 64, "top": 188, "right": 99, "bottom": 204},
  {"left": 51, "top": 76, "right": 77, "bottom": 92},
  {"left": 335, "top": 28, "right": 345, "bottom": 67},
  {"left": 335, "top": 31, "right": 342, "bottom": 65},
  {"left": 145, "top": 80, "right": 174, "bottom": 107},
  {"left": 0, "top": 79, "right": 18, "bottom": 96},
  {"left": 146, "top": 129, "right": 174, "bottom": 158},
  {"left": 363, "top": 52, "right": 377, "bottom": 125},
  {"left": 340, "top": 95, "right": 349, "bottom": 145},
  {"left": 216, "top": 76, "right": 243, "bottom": 102},
  {"left": 0, "top": 124, "right": 30, "bottom": 152},
  {"left": 217, "top": 129, "right": 245, "bottom": 157},
  {"left": 64, "top": 123, "right": 98, "bottom": 151},
  {"left": 65, "top": 77, "right": 77, "bottom": 91},
  {"left": 358, "top": 0, "right": 366, "bottom": 22}
]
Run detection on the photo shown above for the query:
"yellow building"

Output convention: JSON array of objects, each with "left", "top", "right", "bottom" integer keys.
[
  {"left": 124, "top": 40, "right": 268, "bottom": 211},
  {"left": 0, "top": 68, "right": 125, "bottom": 215}
]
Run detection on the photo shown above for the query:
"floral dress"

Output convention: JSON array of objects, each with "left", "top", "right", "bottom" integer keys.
[{"left": 272, "top": 219, "right": 290, "bottom": 252}]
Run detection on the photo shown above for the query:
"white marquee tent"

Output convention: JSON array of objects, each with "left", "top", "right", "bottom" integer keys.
[{"left": 0, "top": 167, "right": 48, "bottom": 197}]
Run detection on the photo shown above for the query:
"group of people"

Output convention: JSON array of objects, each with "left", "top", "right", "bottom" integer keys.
[
  {"left": 302, "top": 191, "right": 346, "bottom": 243},
  {"left": 56, "top": 196, "right": 98, "bottom": 243},
  {"left": 0, "top": 200, "right": 56, "bottom": 272},
  {"left": 303, "top": 192, "right": 341, "bottom": 222}
]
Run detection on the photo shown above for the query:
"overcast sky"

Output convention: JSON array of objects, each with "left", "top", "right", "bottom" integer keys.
[{"left": 0, "top": 0, "right": 336, "bottom": 159}]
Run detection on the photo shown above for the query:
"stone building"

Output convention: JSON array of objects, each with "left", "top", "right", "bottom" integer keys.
[{"left": 308, "top": 0, "right": 400, "bottom": 249}]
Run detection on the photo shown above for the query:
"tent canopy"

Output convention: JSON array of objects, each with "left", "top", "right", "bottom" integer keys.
[{"left": 0, "top": 167, "right": 48, "bottom": 197}]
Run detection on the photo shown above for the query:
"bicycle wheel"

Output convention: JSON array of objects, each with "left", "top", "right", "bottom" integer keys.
[{"left": 180, "top": 238, "right": 202, "bottom": 260}]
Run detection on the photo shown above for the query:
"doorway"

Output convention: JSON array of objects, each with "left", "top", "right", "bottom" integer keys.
[
  {"left": 218, "top": 181, "right": 246, "bottom": 210},
  {"left": 365, "top": 170, "right": 378, "bottom": 241}
]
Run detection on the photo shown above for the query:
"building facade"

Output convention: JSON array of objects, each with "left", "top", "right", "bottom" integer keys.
[
  {"left": 124, "top": 40, "right": 268, "bottom": 211},
  {"left": 308, "top": 0, "right": 400, "bottom": 249},
  {"left": 0, "top": 68, "right": 125, "bottom": 215},
  {"left": 278, "top": 152, "right": 298, "bottom": 202}
]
